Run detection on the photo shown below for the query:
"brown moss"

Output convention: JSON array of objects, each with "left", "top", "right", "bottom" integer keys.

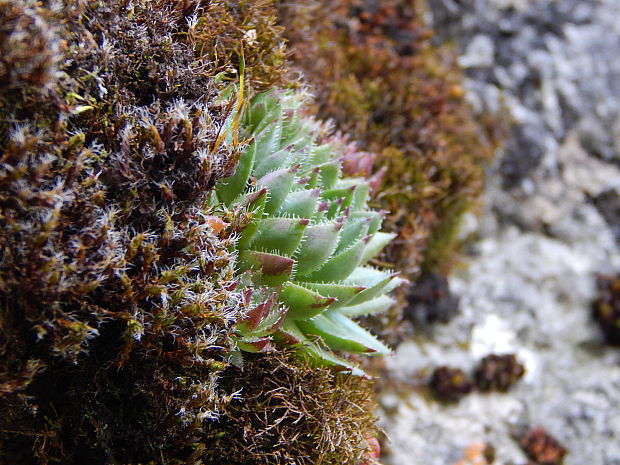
[
  {"left": 428, "top": 366, "right": 473, "bottom": 403},
  {"left": 200, "top": 351, "right": 378, "bottom": 465},
  {"left": 0, "top": 0, "right": 291, "bottom": 463},
  {"left": 474, "top": 354, "right": 525, "bottom": 392},
  {"left": 193, "top": 0, "right": 288, "bottom": 91}
]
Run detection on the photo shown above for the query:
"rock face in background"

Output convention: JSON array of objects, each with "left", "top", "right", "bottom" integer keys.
[
  {"left": 430, "top": 0, "right": 620, "bottom": 189},
  {"left": 379, "top": 1, "right": 620, "bottom": 464}
]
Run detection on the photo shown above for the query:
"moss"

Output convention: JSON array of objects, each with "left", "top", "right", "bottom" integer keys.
[
  {"left": 200, "top": 351, "right": 378, "bottom": 465},
  {"left": 192, "top": 0, "right": 288, "bottom": 91},
  {"left": 428, "top": 366, "right": 473, "bottom": 403},
  {"left": 0, "top": 0, "right": 290, "bottom": 462},
  {"left": 0, "top": 1, "right": 392, "bottom": 463},
  {"left": 473, "top": 354, "right": 525, "bottom": 392},
  {"left": 277, "top": 0, "right": 501, "bottom": 326}
]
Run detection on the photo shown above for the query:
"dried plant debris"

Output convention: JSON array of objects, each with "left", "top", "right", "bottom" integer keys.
[
  {"left": 453, "top": 442, "right": 496, "bottom": 465},
  {"left": 428, "top": 366, "right": 473, "bottom": 403},
  {"left": 517, "top": 427, "right": 567, "bottom": 465},
  {"left": 427, "top": 353, "right": 524, "bottom": 405},
  {"left": 593, "top": 274, "right": 620, "bottom": 345},
  {"left": 473, "top": 354, "right": 525, "bottom": 393}
]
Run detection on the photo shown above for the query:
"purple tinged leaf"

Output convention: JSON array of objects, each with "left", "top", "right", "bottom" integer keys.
[
  {"left": 239, "top": 292, "right": 276, "bottom": 331},
  {"left": 236, "top": 187, "right": 268, "bottom": 208},
  {"left": 237, "top": 336, "right": 274, "bottom": 353},
  {"left": 239, "top": 250, "right": 294, "bottom": 286},
  {"left": 299, "top": 282, "right": 366, "bottom": 309}
]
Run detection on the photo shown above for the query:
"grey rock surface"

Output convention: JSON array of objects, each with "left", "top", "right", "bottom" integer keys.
[
  {"left": 378, "top": 1, "right": 620, "bottom": 464},
  {"left": 429, "top": 0, "right": 620, "bottom": 187}
]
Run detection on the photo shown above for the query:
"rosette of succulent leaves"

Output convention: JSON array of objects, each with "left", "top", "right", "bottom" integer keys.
[{"left": 214, "top": 90, "right": 404, "bottom": 374}]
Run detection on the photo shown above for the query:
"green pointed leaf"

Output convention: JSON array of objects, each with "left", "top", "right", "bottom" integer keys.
[
  {"left": 249, "top": 217, "right": 309, "bottom": 257},
  {"left": 310, "top": 144, "right": 332, "bottom": 165},
  {"left": 274, "top": 319, "right": 305, "bottom": 345},
  {"left": 253, "top": 146, "right": 293, "bottom": 178},
  {"left": 238, "top": 221, "right": 259, "bottom": 251},
  {"left": 239, "top": 250, "right": 294, "bottom": 286},
  {"left": 283, "top": 128, "right": 313, "bottom": 152},
  {"left": 257, "top": 166, "right": 298, "bottom": 214},
  {"left": 245, "top": 92, "right": 281, "bottom": 134},
  {"left": 348, "top": 211, "right": 384, "bottom": 235},
  {"left": 277, "top": 321, "right": 367, "bottom": 376},
  {"left": 277, "top": 187, "right": 320, "bottom": 218},
  {"left": 326, "top": 197, "right": 346, "bottom": 220},
  {"left": 343, "top": 266, "right": 391, "bottom": 287},
  {"left": 304, "top": 239, "right": 367, "bottom": 282},
  {"left": 336, "top": 218, "right": 371, "bottom": 254},
  {"left": 295, "top": 222, "right": 341, "bottom": 276},
  {"left": 297, "top": 311, "right": 390, "bottom": 355},
  {"left": 361, "top": 232, "right": 396, "bottom": 264},
  {"left": 338, "top": 295, "right": 396, "bottom": 317},
  {"left": 300, "top": 281, "right": 366, "bottom": 309},
  {"left": 351, "top": 182, "right": 369, "bottom": 211},
  {"left": 302, "top": 167, "right": 321, "bottom": 189},
  {"left": 253, "top": 116, "right": 283, "bottom": 165},
  {"left": 217, "top": 143, "right": 255, "bottom": 205},
  {"left": 322, "top": 186, "right": 355, "bottom": 206},
  {"left": 300, "top": 343, "right": 367, "bottom": 376},
  {"left": 344, "top": 267, "right": 398, "bottom": 305},
  {"left": 281, "top": 282, "right": 336, "bottom": 319},
  {"left": 280, "top": 109, "right": 301, "bottom": 143},
  {"left": 318, "top": 161, "right": 340, "bottom": 190}
]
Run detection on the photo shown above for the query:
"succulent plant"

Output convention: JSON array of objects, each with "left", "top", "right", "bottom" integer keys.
[{"left": 215, "top": 90, "right": 404, "bottom": 371}]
